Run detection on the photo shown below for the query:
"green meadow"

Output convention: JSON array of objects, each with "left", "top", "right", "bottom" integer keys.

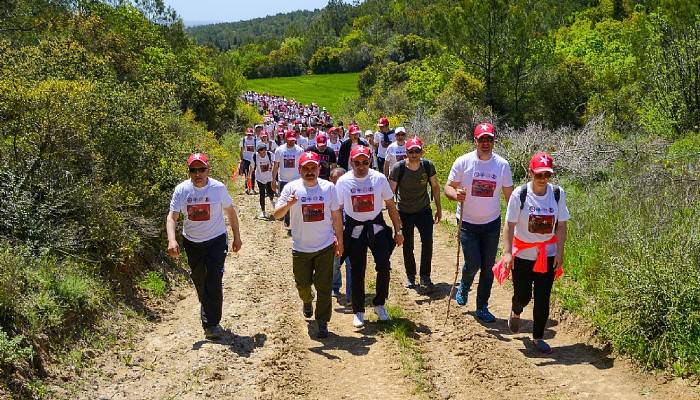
[{"left": 246, "top": 72, "right": 360, "bottom": 116}]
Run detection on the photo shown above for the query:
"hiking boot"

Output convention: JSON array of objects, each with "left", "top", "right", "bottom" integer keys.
[
  {"left": 317, "top": 321, "right": 329, "bottom": 338},
  {"left": 534, "top": 339, "right": 552, "bottom": 354},
  {"left": 475, "top": 307, "right": 496, "bottom": 323},
  {"left": 405, "top": 276, "right": 416, "bottom": 289},
  {"left": 374, "top": 305, "right": 390, "bottom": 321},
  {"left": 352, "top": 312, "right": 365, "bottom": 328},
  {"left": 419, "top": 276, "right": 435, "bottom": 292},
  {"left": 204, "top": 325, "right": 225, "bottom": 340},
  {"left": 508, "top": 312, "right": 521, "bottom": 333},
  {"left": 303, "top": 302, "right": 313, "bottom": 318},
  {"left": 455, "top": 284, "right": 468, "bottom": 306}
]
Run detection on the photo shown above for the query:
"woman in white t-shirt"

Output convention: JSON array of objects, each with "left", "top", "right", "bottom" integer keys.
[{"left": 502, "top": 152, "right": 569, "bottom": 354}]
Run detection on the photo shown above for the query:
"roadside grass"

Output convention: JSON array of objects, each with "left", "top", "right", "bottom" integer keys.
[{"left": 246, "top": 72, "right": 360, "bottom": 116}]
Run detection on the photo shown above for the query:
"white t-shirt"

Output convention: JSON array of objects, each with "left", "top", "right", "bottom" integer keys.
[
  {"left": 240, "top": 136, "right": 257, "bottom": 162},
  {"left": 336, "top": 169, "right": 394, "bottom": 238},
  {"left": 260, "top": 140, "right": 277, "bottom": 152},
  {"left": 169, "top": 178, "right": 233, "bottom": 243},
  {"left": 276, "top": 179, "right": 340, "bottom": 253},
  {"left": 447, "top": 151, "right": 513, "bottom": 224},
  {"left": 384, "top": 142, "right": 407, "bottom": 172},
  {"left": 328, "top": 139, "right": 342, "bottom": 159},
  {"left": 253, "top": 151, "right": 274, "bottom": 184},
  {"left": 297, "top": 136, "right": 309, "bottom": 149},
  {"left": 274, "top": 144, "right": 304, "bottom": 182},
  {"left": 505, "top": 183, "right": 570, "bottom": 260},
  {"left": 375, "top": 131, "right": 395, "bottom": 158}
]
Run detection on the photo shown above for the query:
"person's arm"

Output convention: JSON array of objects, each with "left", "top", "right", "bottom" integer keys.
[
  {"left": 331, "top": 209, "right": 344, "bottom": 256},
  {"left": 502, "top": 185, "right": 514, "bottom": 204},
  {"left": 166, "top": 211, "right": 181, "bottom": 258},
  {"left": 383, "top": 152, "right": 392, "bottom": 176},
  {"left": 272, "top": 189, "right": 297, "bottom": 220},
  {"left": 445, "top": 180, "right": 466, "bottom": 202},
  {"left": 389, "top": 179, "right": 398, "bottom": 193},
  {"left": 554, "top": 221, "right": 567, "bottom": 270},
  {"left": 271, "top": 161, "right": 280, "bottom": 192},
  {"left": 429, "top": 174, "right": 442, "bottom": 224},
  {"left": 385, "top": 198, "right": 404, "bottom": 246},
  {"left": 502, "top": 222, "right": 516, "bottom": 269},
  {"left": 224, "top": 205, "right": 243, "bottom": 252}
]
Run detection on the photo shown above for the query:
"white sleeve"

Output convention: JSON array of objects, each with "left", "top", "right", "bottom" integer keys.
[
  {"left": 503, "top": 162, "right": 514, "bottom": 187},
  {"left": 221, "top": 186, "right": 233, "bottom": 208},
  {"left": 169, "top": 186, "right": 182, "bottom": 213},
  {"left": 329, "top": 184, "right": 340, "bottom": 212},
  {"left": 557, "top": 188, "right": 570, "bottom": 222},
  {"left": 447, "top": 158, "right": 462, "bottom": 184},
  {"left": 276, "top": 182, "right": 293, "bottom": 208},
  {"left": 505, "top": 189, "right": 521, "bottom": 223}
]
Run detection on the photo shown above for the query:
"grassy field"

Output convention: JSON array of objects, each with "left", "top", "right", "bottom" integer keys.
[{"left": 246, "top": 72, "right": 360, "bottom": 116}]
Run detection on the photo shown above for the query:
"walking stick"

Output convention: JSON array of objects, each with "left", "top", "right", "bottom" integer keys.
[{"left": 445, "top": 200, "right": 464, "bottom": 326}]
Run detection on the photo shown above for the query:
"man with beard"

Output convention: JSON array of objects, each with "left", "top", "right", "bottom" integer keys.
[
  {"left": 273, "top": 152, "right": 344, "bottom": 338},
  {"left": 306, "top": 133, "right": 337, "bottom": 181}
]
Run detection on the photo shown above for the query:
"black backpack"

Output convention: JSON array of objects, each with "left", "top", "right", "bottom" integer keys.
[
  {"left": 518, "top": 184, "right": 561, "bottom": 210},
  {"left": 395, "top": 159, "right": 434, "bottom": 201},
  {"left": 252, "top": 151, "right": 272, "bottom": 168}
]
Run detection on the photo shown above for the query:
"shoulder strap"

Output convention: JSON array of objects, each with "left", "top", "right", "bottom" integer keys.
[
  {"left": 267, "top": 152, "right": 272, "bottom": 163},
  {"left": 553, "top": 185, "right": 561, "bottom": 203},
  {"left": 519, "top": 184, "right": 528, "bottom": 210},
  {"left": 421, "top": 159, "right": 433, "bottom": 201},
  {"left": 396, "top": 160, "right": 407, "bottom": 187},
  {"left": 253, "top": 153, "right": 257, "bottom": 165}
]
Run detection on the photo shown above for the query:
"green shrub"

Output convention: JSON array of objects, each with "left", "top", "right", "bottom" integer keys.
[
  {"left": 0, "top": 331, "right": 33, "bottom": 369},
  {"left": 138, "top": 271, "right": 167, "bottom": 298}
]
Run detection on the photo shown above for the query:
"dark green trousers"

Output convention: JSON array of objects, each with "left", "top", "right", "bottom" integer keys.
[{"left": 292, "top": 244, "right": 335, "bottom": 322}]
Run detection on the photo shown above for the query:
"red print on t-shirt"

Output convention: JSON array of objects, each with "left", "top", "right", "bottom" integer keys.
[
  {"left": 260, "top": 163, "right": 270, "bottom": 172},
  {"left": 246, "top": 145, "right": 254, "bottom": 152},
  {"left": 471, "top": 179, "right": 496, "bottom": 197},
  {"left": 187, "top": 204, "right": 211, "bottom": 221},
  {"left": 302, "top": 203, "right": 325, "bottom": 222},
  {"left": 351, "top": 193, "right": 375, "bottom": 213},
  {"left": 528, "top": 215, "right": 555, "bottom": 234},
  {"left": 283, "top": 157, "right": 295, "bottom": 168},
  {"left": 396, "top": 154, "right": 406, "bottom": 161}
]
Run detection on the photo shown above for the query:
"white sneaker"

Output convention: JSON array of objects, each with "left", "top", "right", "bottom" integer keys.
[
  {"left": 352, "top": 312, "right": 365, "bottom": 328},
  {"left": 374, "top": 305, "right": 390, "bottom": 321},
  {"left": 258, "top": 211, "right": 266, "bottom": 219}
]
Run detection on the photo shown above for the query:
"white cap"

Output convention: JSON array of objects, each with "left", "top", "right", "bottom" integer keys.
[{"left": 395, "top": 126, "right": 407, "bottom": 134}]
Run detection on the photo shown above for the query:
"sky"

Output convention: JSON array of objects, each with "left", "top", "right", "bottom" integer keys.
[{"left": 164, "top": 0, "right": 331, "bottom": 26}]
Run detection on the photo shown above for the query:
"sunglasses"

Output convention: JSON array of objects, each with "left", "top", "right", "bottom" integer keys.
[
  {"left": 407, "top": 149, "right": 422, "bottom": 154},
  {"left": 534, "top": 172, "right": 553, "bottom": 179},
  {"left": 477, "top": 136, "right": 495, "bottom": 143},
  {"left": 189, "top": 167, "right": 208, "bottom": 174},
  {"left": 352, "top": 160, "right": 370, "bottom": 167}
]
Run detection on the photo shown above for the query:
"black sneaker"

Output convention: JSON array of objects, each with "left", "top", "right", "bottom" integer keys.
[
  {"left": 419, "top": 276, "right": 435, "bottom": 292},
  {"left": 303, "top": 302, "right": 313, "bottom": 318},
  {"left": 204, "top": 324, "right": 225, "bottom": 340},
  {"left": 317, "top": 321, "right": 329, "bottom": 338},
  {"left": 508, "top": 312, "right": 521, "bottom": 333}
]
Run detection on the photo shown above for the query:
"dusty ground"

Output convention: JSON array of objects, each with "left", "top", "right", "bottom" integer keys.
[{"left": 50, "top": 190, "right": 700, "bottom": 400}]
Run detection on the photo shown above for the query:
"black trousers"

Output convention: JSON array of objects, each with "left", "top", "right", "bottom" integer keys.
[
  {"left": 399, "top": 206, "right": 433, "bottom": 280},
  {"left": 511, "top": 256, "right": 555, "bottom": 339},
  {"left": 183, "top": 233, "right": 228, "bottom": 329},
  {"left": 257, "top": 181, "right": 273, "bottom": 211},
  {"left": 278, "top": 181, "right": 290, "bottom": 226},
  {"left": 348, "top": 228, "right": 393, "bottom": 313},
  {"left": 242, "top": 160, "right": 255, "bottom": 190}
]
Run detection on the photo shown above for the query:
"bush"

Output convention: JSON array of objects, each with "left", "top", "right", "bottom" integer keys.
[
  {"left": 138, "top": 271, "right": 167, "bottom": 298},
  {"left": 0, "top": 331, "right": 33, "bottom": 370}
]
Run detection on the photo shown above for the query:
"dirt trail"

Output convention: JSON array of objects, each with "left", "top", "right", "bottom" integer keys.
[{"left": 55, "top": 190, "right": 700, "bottom": 400}]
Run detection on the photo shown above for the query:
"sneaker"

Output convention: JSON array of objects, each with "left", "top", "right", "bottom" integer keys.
[
  {"left": 317, "top": 321, "right": 329, "bottom": 338},
  {"left": 405, "top": 276, "right": 416, "bottom": 289},
  {"left": 374, "top": 305, "right": 390, "bottom": 321},
  {"left": 455, "top": 285, "right": 468, "bottom": 306},
  {"left": 475, "top": 307, "right": 496, "bottom": 323},
  {"left": 332, "top": 288, "right": 341, "bottom": 297},
  {"left": 258, "top": 211, "right": 267, "bottom": 219},
  {"left": 534, "top": 339, "right": 552, "bottom": 354},
  {"left": 204, "top": 324, "right": 225, "bottom": 340},
  {"left": 419, "top": 276, "right": 435, "bottom": 292},
  {"left": 352, "top": 312, "right": 365, "bottom": 328},
  {"left": 508, "top": 312, "right": 521, "bottom": 333},
  {"left": 303, "top": 302, "right": 313, "bottom": 318}
]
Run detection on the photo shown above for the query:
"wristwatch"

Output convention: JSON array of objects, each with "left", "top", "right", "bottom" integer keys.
[{"left": 395, "top": 231, "right": 403, "bottom": 236}]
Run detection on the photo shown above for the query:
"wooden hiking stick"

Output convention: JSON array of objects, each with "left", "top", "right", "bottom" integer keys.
[{"left": 445, "top": 200, "right": 464, "bottom": 326}]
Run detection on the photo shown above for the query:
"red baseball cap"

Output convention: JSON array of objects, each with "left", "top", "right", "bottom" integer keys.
[
  {"left": 348, "top": 125, "right": 361, "bottom": 135},
  {"left": 245, "top": 128, "right": 254, "bottom": 135},
  {"left": 350, "top": 145, "right": 371, "bottom": 160},
  {"left": 284, "top": 130, "right": 297, "bottom": 141},
  {"left": 529, "top": 152, "right": 554, "bottom": 173},
  {"left": 406, "top": 137, "right": 424, "bottom": 151},
  {"left": 377, "top": 117, "right": 389, "bottom": 127},
  {"left": 187, "top": 152, "right": 209, "bottom": 166},
  {"left": 327, "top": 127, "right": 337, "bottom": 134},
  {"left": 307, "top": 127, "right": 316, "bottom": 134},
  {"left": 299, "top": 151, "right": 320, "bottom": 166},
  {"left": 260, "top": 132, "right": 268, "bottom": 138},
  {"left": 316, "top": 134, "right": 328, "bottom": 144},
  {"left": 474, "top": 122, "right": 495, "bottom": 139}
]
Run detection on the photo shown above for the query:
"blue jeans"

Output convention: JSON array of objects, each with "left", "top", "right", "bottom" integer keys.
[
  {"left": 459, "top": 217, "right": 501, "bottom": 309},
  {"left": 332, "top": 255, "right": 352, "bottom": 299}
]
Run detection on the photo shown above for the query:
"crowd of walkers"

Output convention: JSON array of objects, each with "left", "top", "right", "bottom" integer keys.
[{"left": 165, "top": 91, "right": 569, "bottom": 354}]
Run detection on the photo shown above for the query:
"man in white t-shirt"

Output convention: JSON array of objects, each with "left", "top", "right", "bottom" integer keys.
[
  {"left": 250, "top": 142, "right": 275, "bottom": 219},
  {"left": 336, "top": 146, "right": 404, "bottom": 328},
  {"left": 273, "top": 152, "right": 344, "bottom": 338},
  {"left": 375, "top": 117, "right": 395, "bottom": 174},
  {"left": 383, "top": 126, "right": 408, "bottom": 176},
  {"left": 240, "top": 128, "right": 257, "bottom": 194},
  {"left": 272, "top": 130, "right": 305, "bottom": 228},
  {"left": 444, "top": 122, "right": 514, "bottom": 323},
  {"left": 166, "top": 152, "right": 243, "bottom": 340}
]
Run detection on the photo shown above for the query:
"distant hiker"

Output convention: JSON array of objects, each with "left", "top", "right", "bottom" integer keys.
[
  {"left": 383, "top": 126, "right": 407, "bottom": 176},
  {"left": 337, "top": 125, "right": 370, "bottom": 171},
  {"left": 305, "top": 133, "right": 337, "bottom": 181},
  {"left": 166, "top": 152, "right": 243, "bottom": 340},
  {"left": 501, "top": 152, "right": 569, "bottom": 354},
  {"left": 444, "top": 122, "right": 514, "bottom": 323},
  {"left": 240, "top": 128, "right": 257, "bottom": 194},
  {"left": 335, "top": 146, "right": 403, "bottom": 328},
  {"left": 388, "top": 137, "right": 441, "bottom": 290},
  {"left": 329, "top": 167, "right": 351, "bottom": 301},
  {"left": 328, "top": 127, "right": 342, "bottom": 160},
  {"left": 272, "top": 130, "right": 305, "bottom": 229},
  {"left": 375, "top": 117, "right": 395, "bottom": 174},
  {"left": 250, "top": 142, "right": 275, "bottom": 219},
  {"left": 259, "top": 131, "right": 277, "bottom": 153},
  {"left": 364, "top": 130, "right": 379, "bottom": 170},
  {"left": 273, "top": 152, "right": 344, "bottom": 339}
]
